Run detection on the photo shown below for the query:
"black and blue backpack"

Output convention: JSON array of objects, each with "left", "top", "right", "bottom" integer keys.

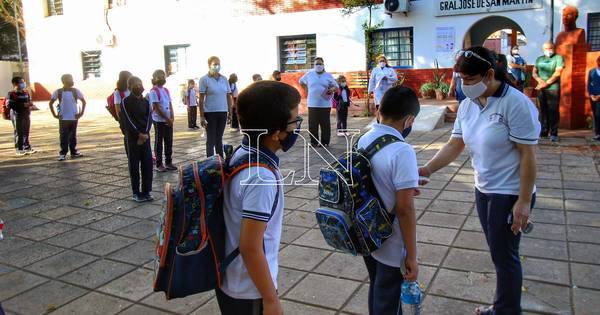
[
  {"left": 316, "top": 134, "right": 402, "bottom": 256},
  {"left": 153, "top": 145, "right": 279, "bottom": 299}
]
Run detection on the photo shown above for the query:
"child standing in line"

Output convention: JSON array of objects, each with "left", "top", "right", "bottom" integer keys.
[
  {"left": 49, "top": 74, "right": 86, "bottom": 161},
  {"left": 334, "top": 75, "right": 352, "bottom": 136},
  {"left": 148, "top": 70, "right": 176, "bottom": 172},
  {"left": 6, "top": 76, "right": 36, "bottom": 156},
  {"left": 120, "top": 76, "right": 154, "bottom": 202},
  {"left": 218, "top": 81, "right": 301, "bottom": 315},
  {"left": 186, "top": 79, "right": 199, "bottom": 129}
]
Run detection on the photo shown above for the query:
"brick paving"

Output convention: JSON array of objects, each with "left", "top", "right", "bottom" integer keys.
[{"left": 0, "top": 111, "right": 599, "bottom": 315}]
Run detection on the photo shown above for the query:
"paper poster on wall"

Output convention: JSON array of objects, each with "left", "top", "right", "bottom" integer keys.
[{"left": 436, "top": 27, "right": 455, "bottom": 53}]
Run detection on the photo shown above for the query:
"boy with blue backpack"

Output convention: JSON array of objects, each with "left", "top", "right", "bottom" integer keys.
[
  {"left": 218, "top": 80, "right": 301, "bottom": 315},
  {"left": 356, "top": 86, "right": 420, "bottom": 315}
]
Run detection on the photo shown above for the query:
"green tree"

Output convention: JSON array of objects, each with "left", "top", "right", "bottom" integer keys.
[
  {"left": 0, "top": 0, "right": 26, "bottom": 61},
  {"left": 0, "top": 0, "right": 25, "bottom": 39}
]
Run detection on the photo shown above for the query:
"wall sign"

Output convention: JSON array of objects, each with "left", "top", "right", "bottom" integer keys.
[
  {"left": 435, "top": 0, "right": 543, "bottom": 17},
  {"left": 436, "top": 27, "right": 455, "bottom": 52}
]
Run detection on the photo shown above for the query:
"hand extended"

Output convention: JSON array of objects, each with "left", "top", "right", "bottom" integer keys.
[
  {"left": 418, "top": 166, "right": 432, "bottom": 186},
  {"left": 403, "top": 257, "right": 419, "bottom": 282},
  {"left": 511, "top": 199, "right": 531, "bottom": 235}
]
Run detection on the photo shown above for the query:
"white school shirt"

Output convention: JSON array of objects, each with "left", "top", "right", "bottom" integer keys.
[
  {"left": 368, "top": 66, "right": 398, "bottom": 105},
  {"left": 51, "top": 88, "right": 85, "bottom": 121},
  {"left": 299, "top": 70, "right": 338, "bottom": 108},
  {"left": 221, "top": 146, "right": 284, "bottom": 299},
  {"left": 113, "top": 89, "right": 131, "bottom": 105},
  {"left": 148, "top": 86, "right": 172, "bottom": 123},
  {"left": 451, "top": 82, "right": 541, "bottom": 195},
  {"left": 357, "top": 123, "right": 419, "bottom": 268},
  {"left": 186, "top": 88, "right": 197, "bottom": 107},
  {"left": 199, "top": 74, "right": 231, "bottom": 113},
  {"left": 341, "top": 89, "right": 348, "bottom": 102},
  {"left": 230, "top": 83, "right": 239, "bottom": 98}
]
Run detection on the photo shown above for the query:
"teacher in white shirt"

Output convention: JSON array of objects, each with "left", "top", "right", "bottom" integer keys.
[{"left": 368, "top": 54, "right": 398, "bottom": 115}]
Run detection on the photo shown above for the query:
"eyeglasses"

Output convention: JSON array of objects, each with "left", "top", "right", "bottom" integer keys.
[
  {"left": 459, "top": 50, "right": 492, "bottom": 66},
  {"left": 287, "top": 116, "right": 303, "bottom": 130}
]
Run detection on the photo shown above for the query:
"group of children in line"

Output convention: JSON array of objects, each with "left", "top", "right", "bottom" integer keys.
[{"left": 6, "top": 71, "right": 421, "bottom": 315}]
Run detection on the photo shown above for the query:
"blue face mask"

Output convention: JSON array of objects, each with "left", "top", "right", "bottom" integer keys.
[{"left": 280, "top": 130, "right": 299, "bottom": 152}]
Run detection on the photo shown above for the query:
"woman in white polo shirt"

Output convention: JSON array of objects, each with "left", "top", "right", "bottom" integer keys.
[
  {"left": 368, "top": 54, "right": 398, "bottom": 113},
  {"left": 419, "top": 46, "right": 540, "bottom": 315},
  {"left": 199, "top": 56, "right": 233, "bottom": 157}
]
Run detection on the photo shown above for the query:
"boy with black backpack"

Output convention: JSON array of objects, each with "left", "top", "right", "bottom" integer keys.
[
  {"left": 120, "top": 76, "right": 153, "bottom": 202},
  {"left": 6, "top": 76, "right": 36, "bottom": 156},
  {"left": 355, "top": 86, "right": 420, "bottom": 315},
  {"left": 218, "top": 81, "right": 301, "bottom": 315},
  {"left": 49, "top": 74, "right": 86, "bottom": 161}
]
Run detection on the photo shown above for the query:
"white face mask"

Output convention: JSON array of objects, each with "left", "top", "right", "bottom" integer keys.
[
  {"left": 315, "top": 64, "right": 324, "bottom": 73},
  {"left": 379, "top": 61, "right": 386, "bottom": 68},
  {"left": 211, "top": 64, "right": 221, "bottom": 73},
  {"left": 461, "top": 78, "right": 488, "bottom": 99},
  {"left": 18, "top": 82, "right": 26, "bottom": 90},
  {"left": 544, "top": 50, "right": 554, "bottom": 58}
]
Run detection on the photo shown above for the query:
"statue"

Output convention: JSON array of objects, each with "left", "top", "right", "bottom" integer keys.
[
  {"left": 555, "top": 6, "right": 586, "bottom": 46},
  {"left": 554, "top": 5, "right": 588, "bottom": 129}
]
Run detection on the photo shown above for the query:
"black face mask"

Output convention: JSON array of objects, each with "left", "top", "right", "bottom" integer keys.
[{"left": 156, "top": 79, "right": 166, "bottom": 86}]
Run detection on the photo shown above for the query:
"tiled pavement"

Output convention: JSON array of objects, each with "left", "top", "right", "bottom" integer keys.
[{"left": 0, "top": 111, "right": 599, "bottom": 315}]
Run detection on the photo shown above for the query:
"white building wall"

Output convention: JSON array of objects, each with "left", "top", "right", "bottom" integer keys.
[{"left": 21, "top": 0, "right": 600, "bottom": 99}]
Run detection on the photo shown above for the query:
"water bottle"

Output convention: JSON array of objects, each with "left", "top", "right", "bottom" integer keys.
[
  {"left": 0, "top": 219, "right": 4, "bottom": 240},
  {"left": 401, "top": 280, "right": 422, "bottom": 315}
]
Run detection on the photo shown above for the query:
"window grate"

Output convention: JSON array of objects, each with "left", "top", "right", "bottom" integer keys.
[
  {"left": 370, "top": 27, "right": 414, "bottom": 68},
  {"left": 279, "top": 34, "right": 317, "bottom": 73},
  {"left": 588, "top": 13, "right": 600, "bottom": 51},
  {"left": 164, "top": 44, "right": 190, "bottom": 76},
  {"left": 81, "top": 51, "right": 101, "bottom": 79},
  {"left": 47, "top": 0, "right": 63, "bottom": 16}
]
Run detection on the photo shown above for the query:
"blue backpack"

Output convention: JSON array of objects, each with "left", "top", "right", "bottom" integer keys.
[
  {"left": 153, "top": 145, "right": 279, "bottom": 300},
  {"left": 316, "top": 134, "right": 401, "bottom": 256}
]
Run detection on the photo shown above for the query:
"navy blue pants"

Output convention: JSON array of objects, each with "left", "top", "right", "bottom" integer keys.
[
  {"left": 153, "top": 122, "right": 173, "bottom": 166},
  {"left": 205, "top": 112, "right": 227, "bottom": 157},
  {"left": 475, "top": 189, "right": 535, "bottom": 315},
  {"left": 59, "top": 120, "right": 78, "bottom": 155},
  {"left": 336, "top": 103, "right": 349, "bottom": 131},
  {"left": 12, "top": 111, "right": 31, "bottom": 150},
  {"left": 363, "top": 255, "right": 404, "bottom": 315},
  {"left": 126, "top": 137, "right": 153, "bottom": 196},
  {"left": 592, "top": 100, "right": 600, "bottom": 136},
  {"left": 216, "top": 288, "right": 262, "bottom": 315}
]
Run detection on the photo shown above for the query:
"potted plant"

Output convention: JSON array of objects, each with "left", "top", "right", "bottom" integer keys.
[
  {"left": 420, "top": 82, "right": 435, "bottom": 99},
  {"left": 432, "top": 59, "right": 447, "bottom": 100},
  {"left": 523, "top": 70, "right": 535, "bottom": 98}
]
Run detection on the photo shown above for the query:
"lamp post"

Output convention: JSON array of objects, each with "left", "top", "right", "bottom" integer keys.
[{"left": 14, "top": 0, "right": 24, "bottom": 75}]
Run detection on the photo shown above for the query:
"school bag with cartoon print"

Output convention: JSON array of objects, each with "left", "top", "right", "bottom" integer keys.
[
  {"left": 316, "top": 134, "right": 401, "bottom": 256},
  {"left": 153, "top": 145, "right": 280, "bottom": 300}
]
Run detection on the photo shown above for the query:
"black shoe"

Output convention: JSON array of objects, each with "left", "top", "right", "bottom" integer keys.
[
  {"left": 71, "top": 152, "right": 83, "bottom": 158},
  {"left": 593, "top": 135, "right": 600, "bottom": 141}
]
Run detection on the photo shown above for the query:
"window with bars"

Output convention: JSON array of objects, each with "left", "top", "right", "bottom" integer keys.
[
  {"left": 588, "top": 13, "right": 600, "bottom": 51},
  {"left": 370, "top": 28, "right": 414, "bottom": 68},
  {"left": 81, "top": 51, "right": 102, "bottom": 79},
  {"left": 46, "top": 0, "right": 63, "bottom": 16},
  {"left": 164, "top": 44, "right": 190, "bottom": 76},
  {"left": 279, "top": 34, "right": 317, "bottom": 73}
]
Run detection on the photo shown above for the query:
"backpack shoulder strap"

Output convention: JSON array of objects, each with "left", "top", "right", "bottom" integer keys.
[
  {"left": 361, "top": 134, "right": 403, "bottom": 160},
  {"left": 57, "top": 88, "right": 63, "bottom": 102},
  {"left": 151, "top": 87, "right": 161, "bottom": 102},
  {"left": 71, "top": 88, "right": 78, "bottom": 101}
]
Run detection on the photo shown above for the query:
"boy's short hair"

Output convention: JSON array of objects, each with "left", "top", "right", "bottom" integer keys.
[
  {"left": 272, "top": 70, "right": 281, "bottom": 76},
  {"left": 237, "top": 81, "right": 301, "bottom": 146},
  {"left": 379, "top": 86, "right": 420, "bottom": 121},
  {"left": 337, "top": 75, "right": 346, "bottom": 81},
  {"left": 61, "top": 74, "right": 73, "bottom": 84},
  {"left": 11, "top": 76, "right": 23, "bottom": 86},
  {"left": 127, "top": 76, "right": 142, "bottom": 89},
  {"left": 152, "top": 69, "right": 165, "bottom": 79},
  {"left": 252, "top": 74, "right": 262, "bottom": 81},
  {"left": 315, "top": 57, "right": 324, "bottom": 63},
  {"left": 188, "top": 79, "right": 195, "bottom": 85},
  {"left": 208, "top": 56, "right": 220, "bottom": 65}
]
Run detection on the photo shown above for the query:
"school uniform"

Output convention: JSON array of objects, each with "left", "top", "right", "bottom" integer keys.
[
  {"left": 114, "top": 89, "right": 131, "bottom": 153},
  {"left": 6, "top": 90, "right": 32, "bottom": 151},
  {"left": 334, "top": 86, "right": 351, "bottom": 131},
  {"left": 148, "top": 86, "right": 173, "bottom": 167},
  {"left": 230, "top": 82, "right": 240, "bottom": 129},
  {"left": 120, "top": 95, "right": 153, "bottom": 197},
  {"left": 357, "top": 123, "right": 419, "bottom": 315},
  {"left": 368, "top": 66, "right": 398, "bottom": 107},
  {"left": 217, "top": 144, "right": 283, "bottom": 315},
  {"left": 186, "top": 87, "right": 198, "bottom": 128},
  {"left": 452, "top": 82, "right": 540, "bottom": 314},
  {"left": 587, "top": 67, "right": 600, "bottom": 137},
  {"left": 200, "top": 74, "right": 231, "bottom": 157},
  {"left": 299, "top": 70, "right": 338, "bottom": 146},
  {"left": 51, "top": 88, "right": 85, "bottom": 156}
]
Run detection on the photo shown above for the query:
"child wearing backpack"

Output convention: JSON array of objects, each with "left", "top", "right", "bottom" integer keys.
[
  {"left": 186, "top": 79, "right": 199, "bottom": 129},
  {"left": 148, "top": 69, "right": 176, "bottom": 172},
  {"left": 49, "top": 74, "right": 86, "bottom": 161},
  {"left": 6, "top": 76, "right": 36, "bottom": 156},
  {"left": 334, "top": 75, "right": 352, "bottom": 136},
  {"left": 120, "top": 76, "right": 153, "bottom": 202},
  {"left": 218, "top": 80, "right": 301, "bottom": 315},
  {"left": 355, "top": 86, "right": 420, "bottom": 315}
]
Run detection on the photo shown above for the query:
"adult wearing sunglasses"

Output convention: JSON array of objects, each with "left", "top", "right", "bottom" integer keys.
[{"left": 418, "top": 46, "right": 540, "bottom": 315}]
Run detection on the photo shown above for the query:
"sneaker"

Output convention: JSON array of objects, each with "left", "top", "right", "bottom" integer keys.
[
  {"left": 15, "top": 150, "right": 26, "bottom": 157},
  {"left": 550, "top": 135, "right": 559, "bottom": 142},
  {"left": 71, "top": 152, "right": 83, "bottom": 158},
  {"left": 132, "top": 194, "right": 145, "bottom": 203},
  {"left": 143, "top": 194, "right": 154, "bottom": 202},
  {"left": 24, "top": 148, "right": 37, "bottom": 155},
  {"left": 165, "top": 164, "right": 178, "bottom": 171},
  {"left": 58, "top": 154, "right": 66, "bottom": 161},
  {"left": 193, "top": 126, "right": 200, "bottom": 130},
  {"left": 156, "top": 165, "right": 168, "bottom": 172},
  {"left": 337, "top": 131, "right": 345, "bottom": 137},
  {"left": 593, "top": 135, "right": 600, "bottom": 141}
]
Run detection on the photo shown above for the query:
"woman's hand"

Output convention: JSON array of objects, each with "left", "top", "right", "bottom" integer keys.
[
  {"left": 418, "top": 166, "right": 432, "bottom": 186},
  {"left": 511, "top": 199, "right": 531, "bottom": 235},
  {"left": 200, "top": 117, "right": 208, "bottom": 128}
]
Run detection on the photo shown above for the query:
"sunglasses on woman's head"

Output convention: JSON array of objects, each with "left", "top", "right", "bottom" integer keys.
[
  {"left": 459, "top": 50, "right": 492, "bottom": 66},
  {"left": 287, "top": 116, "right": 303, "bottom": 129}
]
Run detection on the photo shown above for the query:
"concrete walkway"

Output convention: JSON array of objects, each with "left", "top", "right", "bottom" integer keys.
[{"left": 0, "top": 111, "right": 599, "bottom": 314}]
